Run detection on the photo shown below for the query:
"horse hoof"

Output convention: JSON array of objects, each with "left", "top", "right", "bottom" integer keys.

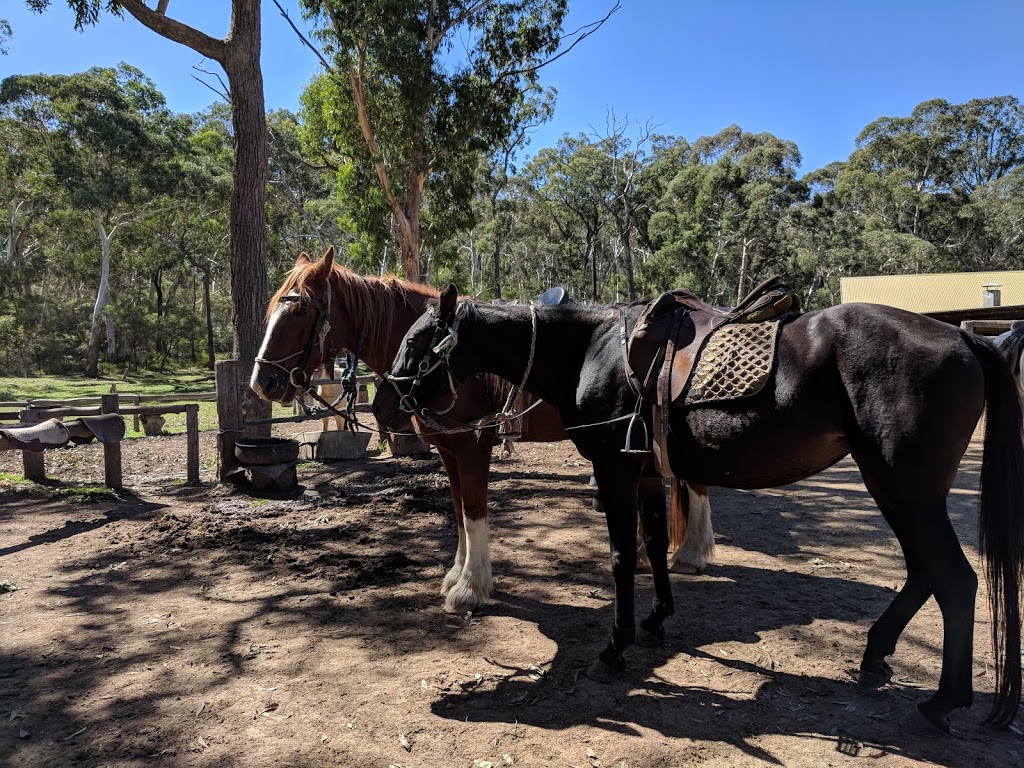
[
  {"left": 900, "top": 707, "right": 951, "bottom": 738},
  {"left": 636, "top": 626, "right": 665, "bottom": 648},
  {"left": 586, "top": 658, "right": 622, "bottom": 683},
  {"left": 857, "top": 661, "right": 893, "bottom": 691}
]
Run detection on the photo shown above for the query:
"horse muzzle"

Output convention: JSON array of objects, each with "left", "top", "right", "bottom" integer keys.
[
  {"left": 371, "top": 383, "right": 402, "bottom": 429},
  {"left": 251, "top": 365, "right": 296, "bottom": 404}
]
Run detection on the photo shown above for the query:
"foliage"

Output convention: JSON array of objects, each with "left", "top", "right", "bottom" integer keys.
[
  {"left": 298, "top": 0, "right": 568, "bottom": 280},
  {"left": 0, "top": 42, "right": 1022, "bottom": 375}
]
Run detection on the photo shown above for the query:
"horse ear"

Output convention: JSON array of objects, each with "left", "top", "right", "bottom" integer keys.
[
  {"left": 295, "top": 252, "right": 312, "bottom": 267},
  {"left": 309, "top": 245, "right": 335, "bottom": 283},
  {"left": 439, "top": 284, "right": 458, "bottom": 317}
]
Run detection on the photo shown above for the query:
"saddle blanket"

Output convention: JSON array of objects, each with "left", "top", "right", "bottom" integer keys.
[{"left": 685, "top": 319, "right": 783, "bottom": 405}]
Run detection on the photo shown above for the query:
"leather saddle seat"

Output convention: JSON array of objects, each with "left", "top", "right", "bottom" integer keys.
[
  {"left": 625, "top": 275, "right": 798, "bottom": 476},
  {"left": 627, "top": 274, "right": 798, "bottom": 406}
]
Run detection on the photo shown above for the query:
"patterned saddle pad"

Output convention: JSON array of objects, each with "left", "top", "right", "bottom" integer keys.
[{"left": 685, "top": 320, "right": 783, "bottom": 405}]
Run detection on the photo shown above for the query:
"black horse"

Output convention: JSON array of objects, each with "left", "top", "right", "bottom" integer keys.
[{"left": 373, "top": 284, "right": 1024, "bottom": 735}]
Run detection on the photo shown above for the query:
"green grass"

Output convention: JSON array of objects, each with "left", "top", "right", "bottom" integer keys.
[
  {"left": 0, "top": 472, "right": 28, "bottom": 484},
  {"left": 52, "top": 485, "right": 124, "bottom": 503}
]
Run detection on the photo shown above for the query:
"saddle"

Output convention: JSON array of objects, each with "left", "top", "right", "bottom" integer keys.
[
  {"left": 0, "top": 414, "right": 126, "bottom": 452},
  {"left": 625, "top": 275, "right": 799, "bottom": 475}
]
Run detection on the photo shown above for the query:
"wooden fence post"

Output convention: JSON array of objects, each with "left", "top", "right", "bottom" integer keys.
[
  {"left": 19, "top": 406, "right": 45, "bottom": 482},
  {"left": 216, "top": 359, "right": 242, "bottom": 481},
  {"left": 100, "top": 393, "right": 122, "bottom": 488},
  {"left": 185, "top": 404, "right": 200, "bottom": 484}
]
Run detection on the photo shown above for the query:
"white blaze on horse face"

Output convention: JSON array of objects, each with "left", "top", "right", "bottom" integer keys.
[{"left": 250, "top": 292, "right": 294, "bottom": 398}]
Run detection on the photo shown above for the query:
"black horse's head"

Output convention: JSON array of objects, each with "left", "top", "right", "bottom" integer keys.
[
  {"left": 373, "top": 283, "right": 465, "bottom": 428},
  {"left": 251, "top": 247, "right": 337, "bottom": 404}
]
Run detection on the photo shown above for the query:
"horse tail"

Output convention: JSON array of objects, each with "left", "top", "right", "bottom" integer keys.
[
  {"left": 965, "top": 331, "right": 1024, "bottom": 728},
  {"left": 669, "top": 479, "right": 688, "bottom": 553}
]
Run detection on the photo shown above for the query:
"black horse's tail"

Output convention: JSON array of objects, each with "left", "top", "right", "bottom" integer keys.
[{"left": 965, "top": 331, "right": 1024, "bottom": 728}]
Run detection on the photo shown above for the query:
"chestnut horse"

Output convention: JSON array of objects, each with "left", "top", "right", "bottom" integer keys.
[
  {"left": 374, "top": 285, "right": 1024, "bottom": 734},
  {"left": 250, "top": 247, "right": 714, "bottom": 613}
]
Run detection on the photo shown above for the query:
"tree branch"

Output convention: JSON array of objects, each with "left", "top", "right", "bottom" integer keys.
[
  {"left": 496, "top": 2, "right": 620, "bottom": 83},
  {"left": 191, "top": 63, "right": 230, "bottom": 102},
  {"left": 432, "top": 0, "right": 495, "bottom": 48},
  {"left": 117, "top": 0, "right": 226, "bottom": 62},
  {"left": 271, "top": 0, "right": 336, "bottom": 74}
]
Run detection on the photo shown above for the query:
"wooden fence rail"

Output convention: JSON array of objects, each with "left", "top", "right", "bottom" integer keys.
[{"left": 5, "top": 395, "right": 201, "bottom": 486}]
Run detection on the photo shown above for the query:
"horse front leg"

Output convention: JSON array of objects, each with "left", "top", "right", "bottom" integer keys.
[
  {"left": 437, "top": 448, "right": 468, "bottom": 601},
  {"left": 587, "top": 460, "right": 640, "bottom": 682},
  {"left": 438, "top": 440, "right": 494, "bottom": 613}
]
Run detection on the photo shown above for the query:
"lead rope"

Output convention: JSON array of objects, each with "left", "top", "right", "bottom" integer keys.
[{"left": 498, "top": 303, "right": 539, "bottom": 453}]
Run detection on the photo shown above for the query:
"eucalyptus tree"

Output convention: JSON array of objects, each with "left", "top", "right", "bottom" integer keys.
[
  {"left": 648, "top": 125, "right": 804, "bottom": 304},
  {"left": 523, "top": 134, "right": 616, "bottom": 301},
  {"left": 27, "top": 0, "right": 272, "bottom": 392},
  {"left": 297, "top": 0, "right": 571, "bottom": 282},
  {"left": 476, "top": 86, "right": 554, "bottom": 298},
  {"left": 831, "top": 96, "right": 1024, "bottom": 273},
  {"left": 0, "top": 115, "right": 50, "bottom": 295},
  {"left": 0, "top": 64, "right": 190, "bottom": 376}
]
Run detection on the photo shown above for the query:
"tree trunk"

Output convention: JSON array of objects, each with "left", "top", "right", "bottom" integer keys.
[
  {"left": 117, "top": 0, "right": 270, "bottom": 426},
  {"left": 204, "top": 269, "right": 216, "bottom": 371},
  {"left": 85, "top": 215, "right": 114, "bottom": 378},
  {"left": 491, "top": 239, "right": 502, "bottom": 300},
  {"left": 736, "top": 238, "right": 751, "bottom": 303},
  {"left": 105, "top": 314, "right": 116, "bottom": 360},
  {"left": 401, "top": 174, "right": 423, "bottom": 282},
  {"left": 621, "top": 195, "right": 636, "bottom": 301},
  {"left": 222, "top": 4, "right": 271, "bottom": 433}
]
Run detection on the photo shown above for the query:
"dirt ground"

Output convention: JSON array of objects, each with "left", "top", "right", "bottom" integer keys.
[{"left": 0, "top": 419, "right": 1021, "bottom": 768}]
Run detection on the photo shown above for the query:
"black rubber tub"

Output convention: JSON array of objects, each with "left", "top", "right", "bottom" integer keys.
[{"left": 234, "top": 436, "right": 300, "bottom": 465}]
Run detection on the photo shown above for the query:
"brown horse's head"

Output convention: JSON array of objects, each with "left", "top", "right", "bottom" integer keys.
[{"left": 251, "top": 247, "right": 336, "bottom": 404}]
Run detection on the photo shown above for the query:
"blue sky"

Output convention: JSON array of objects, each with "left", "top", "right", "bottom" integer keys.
[{"left": 3, "top": 0, "right": 1022, "bottom": 174}]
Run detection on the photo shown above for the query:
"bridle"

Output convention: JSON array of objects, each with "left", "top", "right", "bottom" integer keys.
[
  {"left": 382, "top": 302, "right": 469, "bottom": 417},
  {"left": 255, "top": 283, "right": 337, "bottom": 394}
]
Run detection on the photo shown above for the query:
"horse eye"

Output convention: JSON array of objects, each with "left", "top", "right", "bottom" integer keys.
[{"left": 294, "top": 306, "right": 309, "bottom": 317}]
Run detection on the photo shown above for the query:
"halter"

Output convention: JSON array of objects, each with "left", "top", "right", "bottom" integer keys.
[
  {"left": 254, "top": 282, "right": 337, "bottom": 393},
  {"left": 383, "top": 301, "right": 470, "bottom": 417}
]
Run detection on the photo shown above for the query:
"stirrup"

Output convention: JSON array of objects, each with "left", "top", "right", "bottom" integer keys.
[{"left": 621, "top": 410, "right": 652, "bottom": 455}]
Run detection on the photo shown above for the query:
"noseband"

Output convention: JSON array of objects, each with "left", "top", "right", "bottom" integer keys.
[
  {"left": 255, "top": 283, "right": 337, "bottom": 391},
  {"left": 383, "top": 302, "right": 468, "bottom": 417}
]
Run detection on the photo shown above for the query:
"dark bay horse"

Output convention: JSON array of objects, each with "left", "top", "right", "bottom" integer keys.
[
  {"left": 373, "top": 284, "right": 1024, "bottom": 734},
  {"left": 250, "top": 248, "right": 715, "bottom": 613}
]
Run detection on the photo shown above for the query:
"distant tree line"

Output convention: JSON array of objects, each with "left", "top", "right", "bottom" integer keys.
[{"left": 1, "top": 57, "right": 1021, "bottom": 374}]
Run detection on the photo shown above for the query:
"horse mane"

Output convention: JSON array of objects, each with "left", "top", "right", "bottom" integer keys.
[{"left": 267, "top": 259, "right": 439, "bottom": 355}]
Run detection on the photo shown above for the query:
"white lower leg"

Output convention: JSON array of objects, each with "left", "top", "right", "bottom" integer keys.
[
  {"left": 671, "top": 488, "right": 715, "bottom": 572},
  {"left": 444, "top": 516, "right": 493, "bottom": 613},
  {"left": 441, "top": 522, "right": 467, "bottom": 595}
]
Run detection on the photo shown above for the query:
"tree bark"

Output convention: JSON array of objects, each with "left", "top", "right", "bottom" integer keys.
[
  {"left": 85, "top": 215, "right": 114, "bottom": 378},
  {"left": 118, "top": 0, "right": 269, "bottom": 427},
  {"left": 203, "top": 269, "right": 216, "bottom": 371}
]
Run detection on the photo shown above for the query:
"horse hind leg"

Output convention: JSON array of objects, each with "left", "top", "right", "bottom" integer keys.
[
  {"left": 859, "top": 554, "right": 931, "bottom": 690},
  {"left": 670, "top": 482, "right": 715, "bottom": 574},
  {"left": 636, "top": 476, "right": 674, "bottom": 643},
  {"left": 859, "top": 484, "right": 977, "bottom": 734}
]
